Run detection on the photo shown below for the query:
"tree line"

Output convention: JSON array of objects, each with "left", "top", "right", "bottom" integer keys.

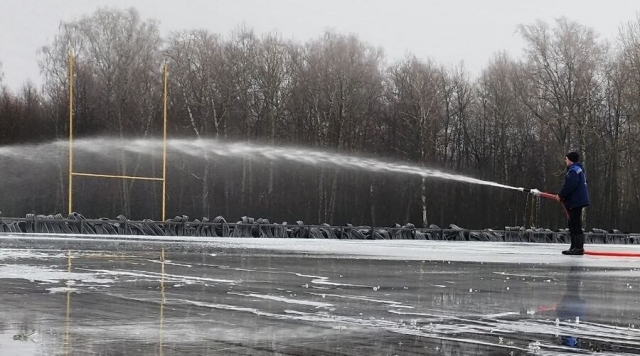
[{"left": 1, "top": 7, "right": 639, "bottom": 231}]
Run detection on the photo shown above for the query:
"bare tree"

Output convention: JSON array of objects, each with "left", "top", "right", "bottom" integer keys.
[
  {"left": 254, "top": 32, "right": 294, "bottom": 203},
  {"left": 516, "top": 19, "right": 605, "bottom": 156},
  {"left": 300, "top": 32, "right": 385, "bottom": 223},
  {"left": 617, "top": 15, "right": 640, "bottom": 225},
  {"left": 166, "top": 29, "right": 226, "bottom": 217},
  {"left": 387, "top": 56, "right": 443, "bottom": 226}
]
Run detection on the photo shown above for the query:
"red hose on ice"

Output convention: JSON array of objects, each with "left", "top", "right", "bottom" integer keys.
[
  {"left": 583, "top": 250, "right": 640, "bottom": 257},
  {"left": 531, "top": 190, "right": 640, "bottom": 257}
]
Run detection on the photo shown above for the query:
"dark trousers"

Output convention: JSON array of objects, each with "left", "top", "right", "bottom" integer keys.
[{"left": 567, "top": 207, "right": 583, "bottom": 235}]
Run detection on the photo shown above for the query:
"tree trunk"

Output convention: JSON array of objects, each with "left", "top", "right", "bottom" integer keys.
[
  {"left": 369, "top": 183, "right": 376, "bottom": 227},
  {"left": 421, "top": 177, "right": 429, "bottom": 228},
  {"left": 328, "top": 169, "right": 339, "bottom": 224}
]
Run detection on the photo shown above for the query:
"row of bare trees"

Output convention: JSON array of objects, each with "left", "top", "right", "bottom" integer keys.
[{"left": 1, "top": 7, "right": 640, "bottom": 231}]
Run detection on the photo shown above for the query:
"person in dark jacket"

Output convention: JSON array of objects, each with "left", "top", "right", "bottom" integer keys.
[{"left": 555, "top": 151, "right": 590, "bottom": 255}]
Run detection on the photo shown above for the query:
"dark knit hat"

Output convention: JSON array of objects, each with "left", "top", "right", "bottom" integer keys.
[{"left": 566, "top": 151, "right": 580, "bottom": 163}]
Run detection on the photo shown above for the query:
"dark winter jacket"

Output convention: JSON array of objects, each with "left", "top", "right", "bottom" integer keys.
[{"left": 558, "top": 162, "right": 590, "bottom": 209}]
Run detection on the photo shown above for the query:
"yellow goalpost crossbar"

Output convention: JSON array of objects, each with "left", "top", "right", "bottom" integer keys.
[
  {"left": 71, "top": 172, "right": 164, "bottom": 181},
  {"left": 68, "top": 52, "right": 169, "bottom": 221}
]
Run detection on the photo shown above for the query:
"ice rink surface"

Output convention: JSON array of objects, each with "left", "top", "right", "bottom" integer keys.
[{"left": 1, "top": 234, "right": 639, "bottom": 355}]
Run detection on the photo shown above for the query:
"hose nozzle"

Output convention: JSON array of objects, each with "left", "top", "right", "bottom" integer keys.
[{"left": 518, "top": 187, "right": 541, "bottom": 196}]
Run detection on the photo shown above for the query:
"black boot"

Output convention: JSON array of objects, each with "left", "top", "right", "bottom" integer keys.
[
  {"left": 562, "top": 234, "right": 575, "bottom": 255},
  {"left": 565, "top": 234, "right": 584, "bottom": 255}
]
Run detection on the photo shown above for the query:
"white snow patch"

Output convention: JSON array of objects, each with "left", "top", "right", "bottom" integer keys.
[
  {"left": 0, "top": 249, "right": 66, "bottom": 260},
  {"left": 308, "top": 292, "right": 413, "bottom": 309},
  {"left": 229, "top": 292, "right": 333, "bottom": 308},
  {"left": 0, "top": 264, "right": 113, "bottom": 284},
  {"left": 147, "top": 259, "right": 192, "bottom": 268},
  {"left": 80, "top": 268, "right": 239, "bottom": 285},
  {"left": 47, "top": 286, "right": 79, "bottom": 293}
]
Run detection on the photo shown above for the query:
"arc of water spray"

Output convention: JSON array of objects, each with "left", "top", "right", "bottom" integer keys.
[
  {"left": 165, "top": 139, "right": 522, "bottom": 191},
  {"left": 3, "top": 137, "right": 533, "bottom": 192}
]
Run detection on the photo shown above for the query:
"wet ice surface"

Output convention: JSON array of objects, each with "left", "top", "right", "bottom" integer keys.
[{"left": 0, "top": 235, "right": 640, "bottom": 355}]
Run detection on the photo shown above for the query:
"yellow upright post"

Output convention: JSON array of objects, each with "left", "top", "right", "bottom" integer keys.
[
  {"left": 162, "top": 62, "right": 168, "bottom": 222},
  {"left": 68, "top": 50, "right": 74, "bottom": 215}
]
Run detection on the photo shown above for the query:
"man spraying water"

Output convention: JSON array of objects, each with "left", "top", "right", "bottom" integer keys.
[
  {"left": 555, "top": 152, "right": 590, "bottom": 255},
  {"left": 520, "top": 152, "right": 590, "bottom": 255}
]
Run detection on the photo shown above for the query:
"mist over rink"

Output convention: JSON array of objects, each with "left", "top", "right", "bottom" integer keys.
[{"left": 1, "top": 234, "right": 640, "bottom": 355}]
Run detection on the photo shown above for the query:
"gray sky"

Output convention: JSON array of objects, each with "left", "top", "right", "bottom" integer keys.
[{"left": 0, "top": 0, "right": 638, "bottom": 91}]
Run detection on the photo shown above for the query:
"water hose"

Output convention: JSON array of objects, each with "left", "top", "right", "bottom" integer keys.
[{"left": 583, "top": 250, "right": 640, "bottom": 257}]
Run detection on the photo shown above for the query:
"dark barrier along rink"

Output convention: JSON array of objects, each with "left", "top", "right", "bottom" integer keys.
[
  {"left": 1, "top": 234, "right": 640, "bottom": 355},
  {"left": 1, "top": 213, "right": 639, "bottom": 245}
]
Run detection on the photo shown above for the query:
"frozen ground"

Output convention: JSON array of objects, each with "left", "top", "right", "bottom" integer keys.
[{"left": 0, "top": 234, "right": 639, "bottom": 355}]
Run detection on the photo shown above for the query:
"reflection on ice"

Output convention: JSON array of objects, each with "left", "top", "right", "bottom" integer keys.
[{"left": 0, "top": 236, "right": 639, "bottom": 354}]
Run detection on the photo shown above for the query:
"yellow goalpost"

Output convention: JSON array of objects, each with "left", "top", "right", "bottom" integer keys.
[{"left": 67, "top": 51, "right": 169, "bottom": 221}]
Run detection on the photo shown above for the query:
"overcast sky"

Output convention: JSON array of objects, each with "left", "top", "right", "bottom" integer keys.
[{"left": 0, "top": 0, "right": 639, "bottom": 91}]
